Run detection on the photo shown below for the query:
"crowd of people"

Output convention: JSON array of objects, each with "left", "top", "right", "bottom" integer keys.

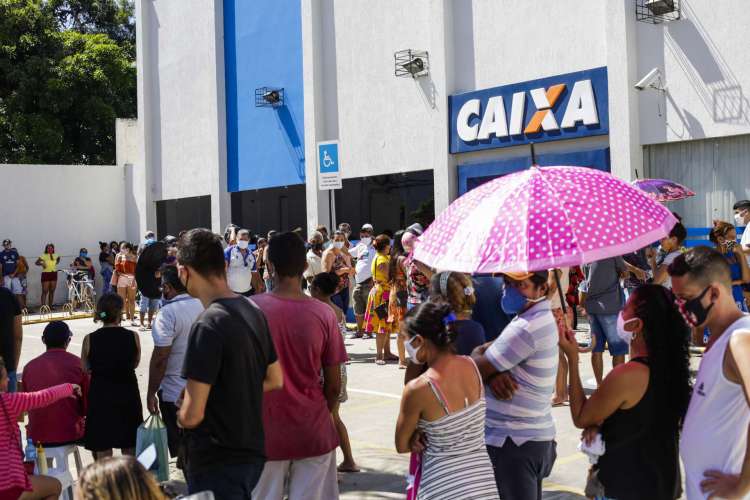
[{"left": 0, "top": 199, "right": 749, "bottom": 499}]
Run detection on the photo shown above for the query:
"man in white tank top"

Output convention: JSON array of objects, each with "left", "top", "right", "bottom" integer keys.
[{"left": 670, "top": 246, "right": 750, "bottom": 499}]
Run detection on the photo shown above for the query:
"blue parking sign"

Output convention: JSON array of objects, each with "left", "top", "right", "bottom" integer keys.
[{"left": 317, "top": 141, "right": 342, "bottom": 190}]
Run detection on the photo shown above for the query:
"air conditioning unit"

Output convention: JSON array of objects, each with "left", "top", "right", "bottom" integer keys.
[{"left": 646, "top": 0, "right": 676, "bottom": 15}]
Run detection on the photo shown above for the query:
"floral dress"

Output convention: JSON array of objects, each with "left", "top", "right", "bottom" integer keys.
[
  {"left": 388, "top": 255, "right": 408, "bottom": 326},
  {"left": 364, "top": 253, "right": 392, "bottom": 333}
]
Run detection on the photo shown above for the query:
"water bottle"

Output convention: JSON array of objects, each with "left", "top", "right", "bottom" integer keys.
[
  {"left": 23, "top": 438, "right": 36, "bottom": 474},
  {"left": 36, "top": 442, "right": 48, "bottom": 474}
]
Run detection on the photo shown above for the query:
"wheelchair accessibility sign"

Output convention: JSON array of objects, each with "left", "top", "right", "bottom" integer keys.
[{"left": 317, "top": 141, "right": 342, "bottom": 190}]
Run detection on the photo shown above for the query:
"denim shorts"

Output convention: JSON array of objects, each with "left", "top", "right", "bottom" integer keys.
[
  {"left": 589, "top": 313, "right": 629, "bottom": 356},
  {"left": 139, "top": 295, "right": 161, "bottom": 313}
]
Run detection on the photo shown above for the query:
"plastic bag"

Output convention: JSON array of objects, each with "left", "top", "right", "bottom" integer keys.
[
  {"left": 136, "top": 414, "right": 170, "bottom": 482},
  {"left": 406, "top": 452, "right": 422, "bottom": 500}
]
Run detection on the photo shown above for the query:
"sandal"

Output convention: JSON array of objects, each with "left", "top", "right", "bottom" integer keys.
[
  {"left": 337, "top": 464, "right": 361, "bottom": 473},
  {"left": 375, "top": 359, "right": 386, "bottom": 366}
]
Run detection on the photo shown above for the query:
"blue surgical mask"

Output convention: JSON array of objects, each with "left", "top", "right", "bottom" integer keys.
[
  {"left": 79, "top": 252, "right": 88, "bottom": 259},
  {"left": 501, "top": 284, "right": 545, "bottom": 315},
  {"left": 501, "top": 285, "right": 527, "bottom": 315}
]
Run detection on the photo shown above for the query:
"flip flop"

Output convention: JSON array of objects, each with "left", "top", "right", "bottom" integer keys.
[
  {"left": 551, "top": 400, "right": 569, "bottom": 407},
  {"left": 337, "top": 465, "right": 361, "bottom": 473},
  {"left": 375, "top": 359, "right": 386, "bottom": 366}
]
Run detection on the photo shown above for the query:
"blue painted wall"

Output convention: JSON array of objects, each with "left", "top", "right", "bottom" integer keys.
[{"left": 224, "top": 1, "right": 305, "bottom": 192}]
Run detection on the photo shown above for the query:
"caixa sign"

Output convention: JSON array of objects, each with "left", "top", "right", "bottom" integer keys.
[{"left": 449, "top": 67, "right": 608, "bottom": 153}]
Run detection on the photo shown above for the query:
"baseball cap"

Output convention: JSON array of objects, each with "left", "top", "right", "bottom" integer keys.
[
  {"left": 361, "top": 223, "right": 374, "bottom": 232},
  {"left": 42, "top": 321, "right": 72, "bottom": 346},
  {"left": 502, "top": 270, "right": 549, "bottom": 282}
]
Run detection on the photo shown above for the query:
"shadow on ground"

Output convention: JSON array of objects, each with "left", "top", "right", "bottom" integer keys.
[{"left": 339, "top": 447, "right": 408, "bottom": 499}]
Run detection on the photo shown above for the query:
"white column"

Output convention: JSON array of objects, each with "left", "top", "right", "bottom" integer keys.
[
  {"left": 606, "top": 0, "right": 643, "bottom": 181},
  {"left": 211, "top": 0, "right": 231, "bottom": 234},
  {"left": 133, "top": 0, "right": 156, "bottom": 242},
  {"left": 302, "top": 0, "right": 334, "bottom": 235},
  {"left": 430, "top": 0, "right": 456, "bottom": 214}
]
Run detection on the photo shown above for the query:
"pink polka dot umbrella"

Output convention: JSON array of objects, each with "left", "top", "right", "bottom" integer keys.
[{"left": 413, "top": 166, "right": 678, "bottom": 274}]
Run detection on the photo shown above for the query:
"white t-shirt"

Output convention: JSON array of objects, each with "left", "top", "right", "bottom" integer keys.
[
  {"left": 660, "top": 251, "right": 681, "bottom": 289},
  {"left": 225, "top": 245, "right": 255, "bottom": 293},
  {"left": 303, "top": 250, "right": 323, "bottom": 280},
  {"left": 353, "top": 243, "right": 376, "bottom": 284},
  {"left": 151, "top": 294, "right": 204, "bottom": 402},
  {"left": 741, "top": 227, "right": 750, "bottom": 265}
]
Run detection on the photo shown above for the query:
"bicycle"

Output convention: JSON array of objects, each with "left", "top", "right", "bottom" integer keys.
[{"left": 58, "top": 269, "right": 96, "bottom": 314}]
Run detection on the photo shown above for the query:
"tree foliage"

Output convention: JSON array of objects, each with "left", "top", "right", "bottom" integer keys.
[{"left": 0, "top": 0, "right": 135, "bottom": 164}]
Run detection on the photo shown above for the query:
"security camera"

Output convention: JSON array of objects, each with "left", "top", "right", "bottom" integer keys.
[
  {"left": 634, "top": 68, "right": 663, "bottom": 91},
  {"left": 263, "top": 90, "right": 280, "bottom": 104},
  {"left": 401, "top": 57, "right": 425, "bottom": 76}
]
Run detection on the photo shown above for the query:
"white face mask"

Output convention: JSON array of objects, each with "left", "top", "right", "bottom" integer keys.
[
  {"left": 405, "top": 335, "right": 424, "bottom": 365},
  {"left": 360, "top": 237, "right": 372, "bottom": 246},
  {"left": 735, "top": 212, "right": 747, "bottom": 228},
  {"left": 616, "top": 311, "right": 640, "bottom": 345},
  {"left": 237, "top": 240, "right": 249, "bottom": 250},
  {"left": 333, "top": 241, "right": 345, "bottom": 250}
]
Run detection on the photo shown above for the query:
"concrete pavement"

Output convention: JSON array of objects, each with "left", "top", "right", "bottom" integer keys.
[{"left": 16, "top": 317, "right": 612, "bottom": 499}]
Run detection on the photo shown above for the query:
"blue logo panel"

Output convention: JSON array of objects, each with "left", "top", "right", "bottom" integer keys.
[{"left": 449, "top": 67, "right": 609, "bottom": 153}]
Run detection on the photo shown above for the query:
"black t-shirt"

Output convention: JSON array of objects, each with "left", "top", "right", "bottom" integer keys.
[
  {"left": 99, "top": 251, "right": 112, "bottom": 265},
  {"left": 0, "top": 287, "right": 21, "bottom": 370},
  {"left": 181, "top": 296, "right": 277, "bottom": 472}
]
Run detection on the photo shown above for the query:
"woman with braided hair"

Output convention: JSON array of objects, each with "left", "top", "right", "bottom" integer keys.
[{"left": 395, "top": 301, "right": 499, "bottom": 499}]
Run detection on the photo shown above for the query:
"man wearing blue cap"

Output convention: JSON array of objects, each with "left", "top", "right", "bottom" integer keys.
[{"left": 22, "top": 321, "right": 88, "bottom": 446}]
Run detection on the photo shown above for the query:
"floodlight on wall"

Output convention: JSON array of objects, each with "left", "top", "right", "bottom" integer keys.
[
  {"left": 395, "top": 50, "right": 429, "bottom": 78},
  {"left": 636, "top": 0, "right": 680, "bottom": 24},
  {"left": 255, "top": 87, "right": 284, "bottom": 107}
]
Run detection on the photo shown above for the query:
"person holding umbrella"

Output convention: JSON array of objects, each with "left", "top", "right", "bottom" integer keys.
[{"left": 471, "top": 270, "right": 558, "bottom": 500}]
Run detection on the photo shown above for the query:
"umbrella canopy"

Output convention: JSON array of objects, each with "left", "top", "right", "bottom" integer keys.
[
  {"left": 632, "top": 178, "right": 695, "bottom": 202},
  {"left": 414, "top": 166, "right": 678, "bottom": 274}
]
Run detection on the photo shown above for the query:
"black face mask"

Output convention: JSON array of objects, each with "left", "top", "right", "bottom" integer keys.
[
  {"left": 312, "top": 242, "right": 324, "bottom": 252},
  {"left": 676, "top": 285, "right": 714, "bottom": 328}
]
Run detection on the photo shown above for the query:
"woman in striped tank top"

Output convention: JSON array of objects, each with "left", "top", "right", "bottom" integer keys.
[{"left": 395, "top": 301, "right": 499, "bottom": 500}]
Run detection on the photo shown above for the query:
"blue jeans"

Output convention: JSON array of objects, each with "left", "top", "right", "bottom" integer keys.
[
  {"left": 7, "top": 371, "right": 17, "bottom": 393},
  {"left": 331, "top": 286, "right": 350, "bottom": 314},
  {"left": 589, "top": 313, "right": 629, "bottom": 356},
  {"left": 187, "top": 461, "right": 264, "bottom": 499},
  {"left": 101, "top": 268, "right": 113, "bottom": 295}
]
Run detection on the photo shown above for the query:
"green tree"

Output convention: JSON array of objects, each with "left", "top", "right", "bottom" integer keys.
[{"left": 0, "top": 0, "right": 135, "bottom": 164}]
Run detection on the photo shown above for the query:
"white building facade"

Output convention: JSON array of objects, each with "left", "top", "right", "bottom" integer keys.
[{"left": 130, "top": 0, "right": 750, "bottom": 238}]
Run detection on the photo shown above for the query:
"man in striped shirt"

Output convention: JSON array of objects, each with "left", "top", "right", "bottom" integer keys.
[{"left": 473, "top": 270, "right": 558, "bottom": 500}]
